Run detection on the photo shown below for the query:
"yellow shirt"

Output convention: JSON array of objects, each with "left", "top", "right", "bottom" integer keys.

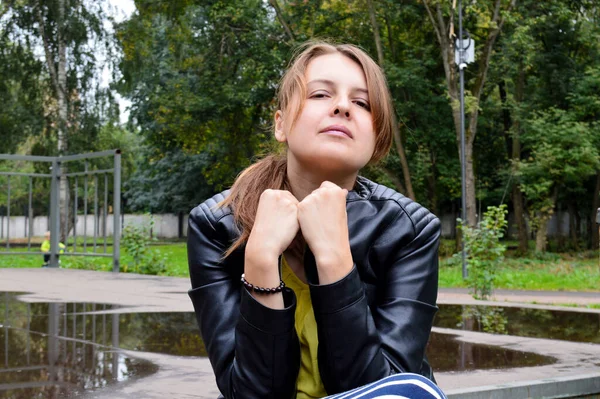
[
  {"left": 281, "top": 257, "right": 327, "bottom": 399},
  {"left": 40, "top": 240, "right": 65, "bottom": 253}
]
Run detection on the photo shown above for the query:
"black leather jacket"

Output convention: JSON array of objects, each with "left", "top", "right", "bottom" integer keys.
[{"left": 188, "top": 176, "right": 441, "bottom": 399}]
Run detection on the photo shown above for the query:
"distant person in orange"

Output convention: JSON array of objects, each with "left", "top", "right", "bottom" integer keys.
[{"left": 40, "top": 231, "right": 65, "bottom": 267}]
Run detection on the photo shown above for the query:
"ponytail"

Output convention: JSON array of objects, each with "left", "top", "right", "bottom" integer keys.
[{"left": 219, "top": 154, "right": 288, "bottom": 258}]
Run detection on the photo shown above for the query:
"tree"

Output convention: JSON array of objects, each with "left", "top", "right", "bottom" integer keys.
[
  {"left": 517, "top": 109, "right": 599, "bottom": 252},
  {"left": 0, "top": 35, "right": 45, "bottom": 154},
  {"left": 117, "top": 0, "right": 287, "bottom": 193},
  {"left": 421, "top": 0, "right": 517, "bottom": 226},
  {"left": 492, "top": 0, "right": 600, "bottom": 251},
  {"left": 2, "top": 0, "right": 116, "bottom": 241}
]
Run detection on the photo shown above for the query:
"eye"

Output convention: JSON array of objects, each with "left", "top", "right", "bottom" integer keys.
[
  {"left": 355, "top": 100, "right": 371, "bottom": 111},
  {"left": 309, "top": 91, "right": 330, "bottom": 99}
]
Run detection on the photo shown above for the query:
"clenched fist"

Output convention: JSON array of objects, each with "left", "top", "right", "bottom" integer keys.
[{"left": 297, "top": 181, "right": 353, "bottom": 284}]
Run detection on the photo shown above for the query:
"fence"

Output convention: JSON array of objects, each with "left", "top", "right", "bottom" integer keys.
[{"left": 0, "top": 150, "right": 121, "bottom": 271}]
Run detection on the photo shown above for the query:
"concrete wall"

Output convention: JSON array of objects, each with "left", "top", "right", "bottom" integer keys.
[
  {"left": 0, "top": 210, "right": 585, "bottom": 240},
  {"left": 0, "top": 213, "right": 189, "bottom": 240}
]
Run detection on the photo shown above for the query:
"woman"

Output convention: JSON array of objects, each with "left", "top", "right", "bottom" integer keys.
[{"left": 188, "top": 41, "right": 446, "bottom": 399}]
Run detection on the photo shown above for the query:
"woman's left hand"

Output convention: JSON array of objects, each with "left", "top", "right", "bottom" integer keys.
[{"left": 297, "top": 181, "right": 353, "bottom": 284}]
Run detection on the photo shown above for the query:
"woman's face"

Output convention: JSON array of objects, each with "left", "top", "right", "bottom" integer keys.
[{"left": 275, "top": 53, "right": 376, "bottom": 178}]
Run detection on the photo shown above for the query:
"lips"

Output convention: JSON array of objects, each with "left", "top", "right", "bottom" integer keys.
[{"left": 320, "top": 125, "right": 353, "bottom": 138}]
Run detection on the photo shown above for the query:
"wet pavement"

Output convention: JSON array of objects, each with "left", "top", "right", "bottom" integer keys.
[
  {"left": 1, "top": 292, "right": 559, "bottom": 399},
  {"left": 0, "top": 268, "right": 598, "bottom": 398},
  {"left": 0, "top": 299, "right": 158, "bottom": 399},
  {"left": 434, "top": 304, "right": 600, "bottom": 343}
]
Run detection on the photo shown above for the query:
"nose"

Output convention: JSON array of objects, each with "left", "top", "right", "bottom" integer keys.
[
  {"left": 332, "top": 97, "right": 350, "bottom": 118},
  {"left": 333, "top": 108, "right": 350, "bottom": 118}
]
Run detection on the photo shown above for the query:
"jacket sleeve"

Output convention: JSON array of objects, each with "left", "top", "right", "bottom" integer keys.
[
  {"left": 309, "top": 208, "right": 440, "bottom": 394},
  {"left": 187, "top": 202, "right": 300, "bottom": 399}
]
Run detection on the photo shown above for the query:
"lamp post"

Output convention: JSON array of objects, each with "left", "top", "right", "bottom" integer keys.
[{"left": 455, "top": 0, "right": 474, "bottom": 279}]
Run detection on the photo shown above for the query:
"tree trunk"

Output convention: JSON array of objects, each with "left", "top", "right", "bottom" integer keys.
[
  {"left": 464, "top": 137, "right": 477, "bottom": 225},
  {"left": 56, "top": 0, "right": 69, "bottom": 244},
  {"left": 512, "top": 185, "right": 528, "bottom": 253},
  {"left": 535, "top": 211, "right": 551, "bottom": 252},
  {"left": 367, "top": 0, "right": 415, "bottom": 200},
  {"left": 422, "top": 0, "right": 516, "bottom": 226},
  {"left": 366, "top": 0, "right": 384, "bottom": 66},
  {"left": 535, "top": 189, "right": 558, "bottom": 252},
  {"left": 268, "top": 0, "right": 295, "bottom": 42},
  {"left": 379, "top": 165, "right": 406, "bottom": 195},
  {"left": 393, "top": 126, "right": 416, "bottom": 200},
  {"left": 499, "top": 78, "right": 528, "bottom": 253},
  {"left": 567, "top": 200, "right": 578, "bottom": 250},
  {"left": 513, "top": 68, "right": 529, "bottom": 253},
  {"left": 37, "top": 0, "right": 69, "bottom": 243},
  {"left": 591, "top": 172, "right": 600, "bottom": 250},
  {"left": 427, "top": 154, "right": 439, "bottom": 215}
]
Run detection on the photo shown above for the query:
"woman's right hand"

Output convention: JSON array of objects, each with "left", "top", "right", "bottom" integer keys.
[
  {"left": 244, "top": 189, "right": 299, "bottom": 309},
  {"left": 246, "top": 189, "right": 300, "bottom": 262}
]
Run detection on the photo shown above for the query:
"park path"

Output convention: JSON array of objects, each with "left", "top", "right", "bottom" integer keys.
[{"left": 0, "top": 268, "right": 599, "bottom": 398}]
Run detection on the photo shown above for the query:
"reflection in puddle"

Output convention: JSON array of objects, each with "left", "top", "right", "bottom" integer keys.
[
  {"left": 426, "top": 333, "right": 555, "bottom": 372},
  {"left": 6, "top": 292, "right": 588, "bottom": 397},
  {"left": 434, "top": 304, "right": 600, "bottom": 343},
  {"left": 1, "top": 293, "right": 157, "bottom": 399}
]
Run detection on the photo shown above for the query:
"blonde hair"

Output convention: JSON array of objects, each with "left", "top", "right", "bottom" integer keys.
[{"left": 220, "top": 40, "right": 395, "bottom": 257}]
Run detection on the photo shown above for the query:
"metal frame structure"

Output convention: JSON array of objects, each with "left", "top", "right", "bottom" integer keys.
[
  {"left": 2, "top": 292, "right": 121, "bottom": 393},
  {"left": 0, "top": 150, "right": 121, "bottom": 272}
]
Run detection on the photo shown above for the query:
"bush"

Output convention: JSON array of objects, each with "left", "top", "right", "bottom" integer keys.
[
  {"left": 438, "top": 239, "right": 457, "bottom": 258},
  {"left": 460, "top": 306, "right": 508, "bottom": 335},
  {"left": 121, "top": 215, "right": 167, "bottom": 275},
  {"left": 457, "top": 205, "right": 508, "bottom": 300}
]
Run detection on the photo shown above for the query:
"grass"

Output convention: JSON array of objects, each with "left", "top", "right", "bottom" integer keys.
[
  {"left": 0, "top": 243, "right": 189, "bottom": 276},
  {"left": 439, "top": 251, "right": 599, "bottom": 292},
  {"left": 2, "top": 239, "right": 599, "bottom": 293}
]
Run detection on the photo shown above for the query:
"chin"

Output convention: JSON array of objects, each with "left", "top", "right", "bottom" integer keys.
[{"left": 304, "top": 154, "right": 366, "bottom": 175}]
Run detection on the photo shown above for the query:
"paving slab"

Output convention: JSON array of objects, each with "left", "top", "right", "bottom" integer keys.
[{"left": 1, "top": 268, "right": 599, "bottom": 399}]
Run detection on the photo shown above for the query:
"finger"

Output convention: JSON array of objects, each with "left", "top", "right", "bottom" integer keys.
[
  {"left": 320, "top": 180, "right": 339, "bottom": 189},
  {"left": 282, "top": 190, "right": 299, "bottom": 204}
]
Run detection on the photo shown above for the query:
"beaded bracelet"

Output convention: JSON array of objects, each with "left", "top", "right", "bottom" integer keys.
[{"left": 241, "top": 273, "right": 285, "bottom": 294}]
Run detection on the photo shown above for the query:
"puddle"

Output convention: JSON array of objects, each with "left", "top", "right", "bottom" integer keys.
[
  {"left": 1, "top": 293, "right": 158, "bottom": 399},
  {"left": 434, "top": 304, "right": 600, "bottom": 343},
  {"left": 426, "top": 333, "right": 555, "bottom": 372},
  {"left": 2, "top": 292, "right": 567, "bottom": 397}
]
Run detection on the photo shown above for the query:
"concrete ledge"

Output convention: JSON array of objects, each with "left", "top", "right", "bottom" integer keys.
[{"left": 446, "top": 372, "right": 600, "bottom": 399}]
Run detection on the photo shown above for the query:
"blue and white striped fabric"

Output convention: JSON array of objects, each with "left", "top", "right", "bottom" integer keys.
[{"left": 324, "top": 373, "right": 447, "bottom": 399}]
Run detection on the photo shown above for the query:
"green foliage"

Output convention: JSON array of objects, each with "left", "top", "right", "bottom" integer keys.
[
  {"left": 121, "top": 215, "right": 167, "bottom": 275},
  {"left": 516, "top": 109, "right": 600, "bottom": 247},
  {"left": 1, "top": 0, "right": 119, "bottom": 156},
  {"left": 457, "top": 205, "right": 508, "bottom": 300},
  {"left": 0, "top": 38, "right": 45, "bottom": 153},
  {"left": 461, "top": 306, "right": 508, "bottom": 335},
  {"left": 124, "top": 148, "right": 214, "bottom": 213},
  {"left": 117, "top": 0, "right": 285, "bottom": 191}
]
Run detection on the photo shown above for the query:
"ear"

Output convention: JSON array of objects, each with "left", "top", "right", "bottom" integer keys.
[{"left": 274, "top": 110, "right": 287, "bottom": 143}]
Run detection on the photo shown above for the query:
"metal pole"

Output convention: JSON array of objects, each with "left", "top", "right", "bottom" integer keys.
[
  {"left": 84, "top": 162, "right": 88, "bottom": 252},
  {"left": 28, "top": 177, "right": 32, "bottom": 251},
  {"left": 4, "top": 293, "right": 8, "bottom": 367},
  {"left": 459, "top": 0, "right": 468, "bottom": 279},
  {"left": 104, "top": 173, "right": 108, "bottom": 253},
  {"left": 111, "top": 313, "right": 119, "bottom": 379},
  {"left": 6, "top": 176, "right": 10, "bottom": 250},
  {"left": 26, "top": 303, "right": 31, "bottom": 365},
  {"left": 113, "top": 151, "right": 121, "bottom": 273},
  {"left": 94, "top": 175, "right": 98, "bottom": 252},
  {"left": 48, "top": 303, "right": 60, "bottom": 383},
  {"left": 74, "top": 178, "right": 78, "bottom": 253},
  {"left": 49, "top": 161, "right": 60, "bottom": 267}
]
